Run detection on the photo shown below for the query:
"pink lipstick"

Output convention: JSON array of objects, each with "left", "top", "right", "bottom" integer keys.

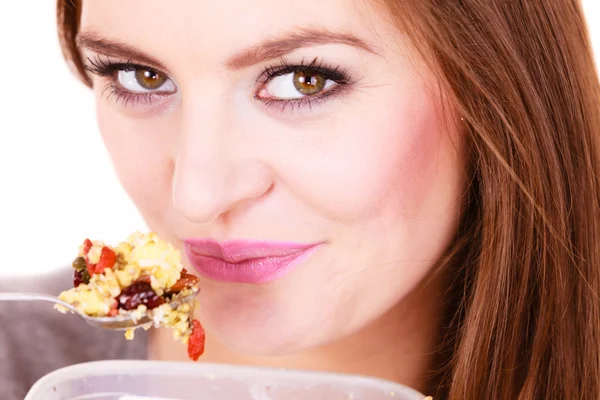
[{"left": 184, "top": 239, "right": 320, "bottom": 284}]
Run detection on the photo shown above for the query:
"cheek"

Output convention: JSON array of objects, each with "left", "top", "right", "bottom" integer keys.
[
  {"left": 95, "top": 103, "right": 174, "bottom": 224},
  {"left": 276, "top": 87, "right": 461, "bottom": 341},
  {"left": 280, "top": 86, "right": 459, "bottom": 223}
]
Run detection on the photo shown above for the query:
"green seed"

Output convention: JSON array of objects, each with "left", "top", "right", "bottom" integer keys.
[
  {"left": 72, "top": 256, "right": 87, "bottom": 271},
  {"left": 81, "top": 270, "right": 91, "bottom": 284}
]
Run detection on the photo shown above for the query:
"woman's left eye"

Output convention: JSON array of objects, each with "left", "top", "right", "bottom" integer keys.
[
  {"left": 117, "top": 68, "right": 176, "bottom": 93},
  {"left": 260, "top": 71, "right": 337, "bottom": 100}
]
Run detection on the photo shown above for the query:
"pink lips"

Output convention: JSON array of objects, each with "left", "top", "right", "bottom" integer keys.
[{"left": 184, "top": 239, "right": 320, "bottom": 284}]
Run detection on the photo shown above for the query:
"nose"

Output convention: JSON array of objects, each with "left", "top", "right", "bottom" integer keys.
[{"left": 171, "top": 96, "right": 272, "bottom": 224}]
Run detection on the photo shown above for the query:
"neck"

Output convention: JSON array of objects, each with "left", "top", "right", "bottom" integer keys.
[{"left": 149, "top": 273, "right": 444, "bottom": 394}]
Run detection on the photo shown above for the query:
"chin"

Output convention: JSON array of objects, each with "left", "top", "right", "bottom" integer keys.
[
  {"left": 197, "top": 284, "right": 317, "bottom": 357},
  {"left": 219, "top": 328, "right": 307, "bottom": 357}
]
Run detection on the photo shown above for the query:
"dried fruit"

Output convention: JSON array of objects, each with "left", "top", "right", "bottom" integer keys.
[
  {"left": 81, "top": 239, "right": 93, "bottom": 256},
  {"left": 73, "top": 269, "right": 90, "bottom": 287},
  {"left": 117, "top": 282, "right": 165, "bottom": 311},
  {"left": 136, "top": 275, "right": 152, "bottom": 285},
  {"left": 93, "top": 246, "right": 117, "bottom": 274},
  {"left": 188, "top": 319, "right": 205, "bottom": 361},
  {"left": 108, "top": 304, "right": 119, "bottom": 317},
  {"left": 169, "top": 269, "right": 199, "bottom": 293}
]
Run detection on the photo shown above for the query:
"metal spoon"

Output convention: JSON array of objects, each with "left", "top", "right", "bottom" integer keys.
[{"left": 0, "top": 289, "right": 198, "bottom": 330}]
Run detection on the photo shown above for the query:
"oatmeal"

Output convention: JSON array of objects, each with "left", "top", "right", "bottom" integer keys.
[{"left": 56, "top": 231, "right": 205, "bottom": 361}]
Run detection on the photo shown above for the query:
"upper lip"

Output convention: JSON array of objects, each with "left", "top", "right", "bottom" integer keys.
[{"left": 184, "top": 239, "right": 318, "bottom": 263}]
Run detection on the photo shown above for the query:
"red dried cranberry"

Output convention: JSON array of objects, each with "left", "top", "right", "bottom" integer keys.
[
  {"left": 117, "top": 282, "right": 165, "bottom": 310},
  {"left": 73, "top": 270, "right": 83, "bottom": 287}
]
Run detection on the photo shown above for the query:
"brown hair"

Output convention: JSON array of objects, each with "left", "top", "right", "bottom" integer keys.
[{"left": 57, "top": 0, "right": 600, "bottom": 398}]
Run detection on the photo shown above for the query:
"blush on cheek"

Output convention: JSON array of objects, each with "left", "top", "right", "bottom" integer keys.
[
  {"left": 369, "top": 88, "right": 458, "bottom": 219},
  {"left": 391, "top": 95, "right": 457, "bottom": 217},
  {"left": 291, "top": 87, "right": 452, "bottom": 222}
]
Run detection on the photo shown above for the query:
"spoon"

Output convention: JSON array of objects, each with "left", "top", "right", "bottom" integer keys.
[{"left": 0, "top": 289, "right": 198, "bottom": 330}]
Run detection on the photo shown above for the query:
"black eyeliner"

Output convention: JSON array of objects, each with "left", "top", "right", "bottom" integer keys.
[
  {"left": 84, "top": 54, "right": 353, "bottom": 111},
  {"left": 258, "top": 56, "right": 352, "bottom": 86},
  {"left": 255, "top": 56, "right": 354, "bottom": 113},
  {"left": 85, "top": 55, "right": 160, "bottom": 77}
]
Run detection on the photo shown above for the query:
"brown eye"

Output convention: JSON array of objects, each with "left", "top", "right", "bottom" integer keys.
[
  {"left": 116, "top": 67, "right": 176, "bottom": 94},
  {"left": 293, "top": 71, "right": 327, "bottom": 95},
  {"left": 134, "top": 69, "right": 167, "bottom": 90}
]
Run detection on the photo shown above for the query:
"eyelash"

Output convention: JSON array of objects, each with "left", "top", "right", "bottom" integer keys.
[
  {"left": 84, "top": 56, "right": 164, "bottom": 107},
  {"left": 84, "top": 55, "right": 354, "bottom": 111},
  {"left": 256, "top": 57, "right": 353, "bottom": 112}
]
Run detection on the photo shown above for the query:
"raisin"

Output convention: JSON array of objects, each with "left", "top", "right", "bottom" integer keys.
[
  {"left": 136, "top": 275, "right": 152, "bottom": 285},
  {"left": 73, "top": 269, "right": 90, "bottom": 287},
  {"left": 72, "top": 256, "right": 87, "bottom": 271},
  {"left": 117, "top": 282, "right": 165, "bottom": 311}
]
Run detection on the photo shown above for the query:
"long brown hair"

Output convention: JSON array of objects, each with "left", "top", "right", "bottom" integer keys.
[{"left": 57, "top": 0, "right": 600, "bottom": 398}]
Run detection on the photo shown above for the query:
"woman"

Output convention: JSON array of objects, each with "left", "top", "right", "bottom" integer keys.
[{"left": 46, "top": 0, "right": 600, "bottom": 398}]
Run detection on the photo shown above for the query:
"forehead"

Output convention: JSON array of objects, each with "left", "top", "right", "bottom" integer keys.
[{"left": 79, "top": 0, "right": 392, "bottom": 62}]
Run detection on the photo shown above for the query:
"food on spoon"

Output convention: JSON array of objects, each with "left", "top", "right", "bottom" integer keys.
[{"left": 55, "top": 231, "right": 205, "bottom": 361}]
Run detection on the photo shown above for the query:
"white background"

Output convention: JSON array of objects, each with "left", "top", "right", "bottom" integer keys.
[{"left": 1, "top": 2, "right": 599, "bottom": 277}]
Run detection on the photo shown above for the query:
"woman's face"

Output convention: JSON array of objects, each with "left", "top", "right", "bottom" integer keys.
[{"left": 79, "top": 0, "right": 463, "bottom": 356}]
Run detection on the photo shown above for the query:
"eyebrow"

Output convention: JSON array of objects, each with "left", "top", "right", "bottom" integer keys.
[
  {"left": 225, "top": 27, "right": 378, "bottom": 69},
  {"left": 76, "top": 27, "right": 377, "bottom": 72},
  {"left": 76, "top": 32, "right": 168, "bottom": 71}
]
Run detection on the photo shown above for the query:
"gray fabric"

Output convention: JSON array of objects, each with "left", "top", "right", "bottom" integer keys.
[{"left": 0, "top": 268, "right": 148, "bottom": 400}]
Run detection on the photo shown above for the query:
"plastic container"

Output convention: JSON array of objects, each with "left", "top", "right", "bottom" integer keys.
[{"left": 24, "top": 360, "right": 427, "bottom": 400}]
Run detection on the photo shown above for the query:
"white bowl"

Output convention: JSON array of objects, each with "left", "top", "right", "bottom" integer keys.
[{"left": 24, "top": 360, "right": 427, "bottom": 400}]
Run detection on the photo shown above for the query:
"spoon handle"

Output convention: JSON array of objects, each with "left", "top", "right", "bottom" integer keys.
[{"left": 0, "top": 292, "right": 76, "bottom": 312}]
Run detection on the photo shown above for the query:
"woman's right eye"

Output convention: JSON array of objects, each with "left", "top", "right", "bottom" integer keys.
[{"left": 116, "top": 68, "right": 177, "bottom": 94}]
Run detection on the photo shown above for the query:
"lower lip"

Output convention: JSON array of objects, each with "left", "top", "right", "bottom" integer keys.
[{"left": 185, "top": 246, "right": 319, "bottom": 284}]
